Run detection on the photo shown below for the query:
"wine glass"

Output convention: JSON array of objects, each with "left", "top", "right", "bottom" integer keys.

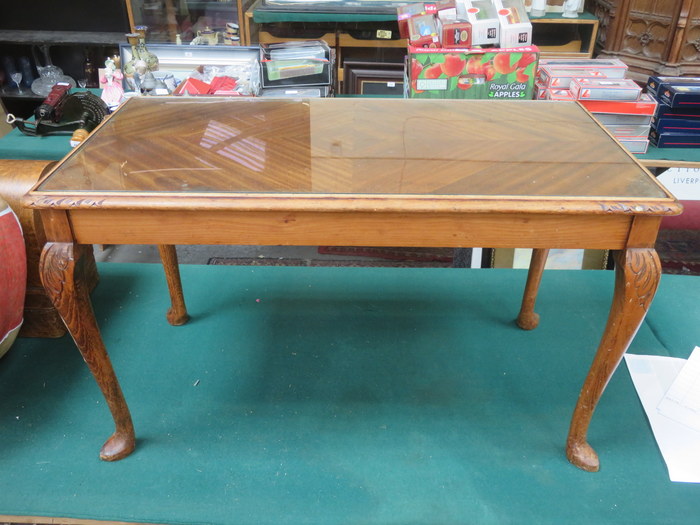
[
  {"left": 78, "top": 78, "right": 87, "bottom": 89},
  {"left": 11, "top": 71, "right": 22, "bottom": 94}
]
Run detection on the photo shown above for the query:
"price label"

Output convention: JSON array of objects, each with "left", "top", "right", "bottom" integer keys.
[{"left": 376, "top": 29, "right": 392, "bottom": 39}]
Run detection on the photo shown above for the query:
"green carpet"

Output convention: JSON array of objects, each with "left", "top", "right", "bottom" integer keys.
[{"left": 1, "top": 264, "right": 699, "bottom": 524}]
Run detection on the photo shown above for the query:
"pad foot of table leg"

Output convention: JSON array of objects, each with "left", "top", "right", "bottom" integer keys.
[
  {"left": 166, "top": 307, "right": 190, "bottom": 326},
  {"left": 516, "top": 311, "right": 539, "bottom": 330},
  {"left": 566, "top": 440, "right": 599, "bottom": 472},
  {"left": 100, "top": 431, "right": 136, "bottom": 462}
]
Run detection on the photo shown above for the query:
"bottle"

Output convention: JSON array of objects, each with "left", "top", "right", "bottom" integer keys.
[
  {"left": 83, "top": 53, "right": 98, "bottom": 88},
  {"left": 134, "top": 25, "right": 159, "bottom": 71}
]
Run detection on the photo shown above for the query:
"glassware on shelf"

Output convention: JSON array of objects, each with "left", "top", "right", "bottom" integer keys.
[
  {"left": 10, "top": 72, "right": 22, "bottom": 94},
  {"left": 30, "top": 45, "right": 76, "bottom": 97}
]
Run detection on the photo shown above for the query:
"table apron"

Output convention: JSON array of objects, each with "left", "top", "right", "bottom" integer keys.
[{"left": 61, "top": 209, "right": 638, "bottom": 249}]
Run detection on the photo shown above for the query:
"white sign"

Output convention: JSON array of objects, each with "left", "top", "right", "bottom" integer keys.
[{"left": 657, "top": 167, "right": 700, "bottom": 200}]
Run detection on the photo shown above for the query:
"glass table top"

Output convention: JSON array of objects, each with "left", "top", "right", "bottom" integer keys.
[{"left": 35, "top": 97, "right": 668, "bottom": 200}]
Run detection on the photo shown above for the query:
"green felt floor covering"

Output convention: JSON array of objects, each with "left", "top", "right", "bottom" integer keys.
[{"left": 1, "top": 263, "right": 699, "bottom": 524}]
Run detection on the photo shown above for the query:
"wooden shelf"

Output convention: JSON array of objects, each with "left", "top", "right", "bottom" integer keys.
[{"left": 0, "top": 30, "right": 126, "bottom": 45}]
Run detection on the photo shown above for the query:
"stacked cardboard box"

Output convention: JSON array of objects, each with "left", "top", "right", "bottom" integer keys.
[
  {"left": 534, "top": 58, "right": 654, "bottom": 153},
  {"left": 402, "top": 0, "right": 539, "bottom": 99},
  {"left": 398, "top": 0, "right": 533, "bottom": 50},
  {"left": 646, "top": 76, "right": 700, "bottom": 148}
]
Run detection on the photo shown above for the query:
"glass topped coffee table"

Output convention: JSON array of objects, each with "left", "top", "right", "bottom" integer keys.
[{"left": 25, "top": 97, "right": 681, "bottom": 471}]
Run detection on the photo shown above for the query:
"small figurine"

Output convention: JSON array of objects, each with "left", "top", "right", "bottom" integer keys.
[
  {"left": 100, "top": 58, "right": 125, "bottom": 110},
  {"left": 562, "top": 0, "right": 580, "bottom": 18}
]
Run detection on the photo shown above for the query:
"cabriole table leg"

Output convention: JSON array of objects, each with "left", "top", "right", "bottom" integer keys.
[
  {"left": 516, "top": 248, "right": 550, "bottom": 330},
  {"left": 566, "top": 248, "right": 661, "bottom": 472},
  {"left": 157, "top": 244, "right": 189, "bottom": 326},
  {"left": 40, "top": 242, "right": 135, "bottom": 461}
]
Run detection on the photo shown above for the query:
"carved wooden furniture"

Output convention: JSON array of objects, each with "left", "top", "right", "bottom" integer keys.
[
  {"left": 587, "top": 0, "right": 700, "bottom": 81},
  {"left": 25, "top": 97, "right": 680, "bottom": 471},
  {"left": 0, "top": 160, "right": 100, "bottom": 338}
]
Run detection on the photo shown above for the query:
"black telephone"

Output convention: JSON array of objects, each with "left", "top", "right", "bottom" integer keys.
[{"left": 6, "top": 82, "right": 109, "bottom": 138}]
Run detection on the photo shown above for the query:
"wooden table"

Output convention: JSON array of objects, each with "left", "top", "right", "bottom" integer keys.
[{"left": 25, "top": 97, "right": 681, "bottom": 471}]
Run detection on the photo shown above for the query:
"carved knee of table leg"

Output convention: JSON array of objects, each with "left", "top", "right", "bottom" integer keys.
[{"left": 516, "top": 248, "right": 549, "bottom": 330}]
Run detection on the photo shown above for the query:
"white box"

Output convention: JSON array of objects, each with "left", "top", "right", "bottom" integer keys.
[
  {"left": 492, "top": 0, "right": 532, "bottom": 47},
  {"left": 459, "top": 0, "right": 500, "bottom": 45}
]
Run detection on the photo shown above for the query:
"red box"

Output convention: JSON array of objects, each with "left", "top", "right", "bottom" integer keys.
[
  {"left": 398, "top": 3, "right": 437, "bottom": 39},
  {"left": 408, "top": 14, "right": 440, "bottom": 47},
  {"left": 578, "top": 93, "right": 657, "bottom": 116},
  {"left": 439, "top": 21, "right": 472, "bottom": 48}
]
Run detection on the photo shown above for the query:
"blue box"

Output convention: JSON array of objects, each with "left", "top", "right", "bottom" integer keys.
[
  {"left": 649, "top": 128, "right": 700, "bottom": 148},
  {"left": 655, "top": 101, "right": 700, "bottom": 119},
  {"left": 646, "top": 75, "right": 700, "bottom": 99},
  {"left": 652, "top": 117, "right": 700, "bottom": 134},
  {"left": 657, "top": 84, "right": 700, "bottom": 108}
]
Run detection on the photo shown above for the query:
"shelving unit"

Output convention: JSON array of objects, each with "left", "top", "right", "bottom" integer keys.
[
  {"left": 244, "top": 2, "right": 600, "bottom": 92},
  {"left": 0, "top": 30, "right": 126, "bottom": 118},
  {"left": 530, "top": 12, "right": 599, "bottom": 59}
]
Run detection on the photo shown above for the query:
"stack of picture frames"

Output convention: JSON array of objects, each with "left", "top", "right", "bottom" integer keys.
[{"left": 342, "top": 60, "right": 404, "bottom": 96}]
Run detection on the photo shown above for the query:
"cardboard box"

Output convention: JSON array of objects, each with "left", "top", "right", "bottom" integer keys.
[
  {"left": 618, "top": 138, "right": 649, "bottom": 154},
  {"left": 459, "top": 0, "right": 499, "bottom": 45},
  {"left": 578, "top": 93, "right": 656, "bottom": 116},
  {"left": 604, "top": 124, "right": 651, "bottom": 138},
  {"left": 545, "top": 89, "right": 574, "bottom": 101},
  {"left": 593, "top": 112, "right": 654, "bottom": 126},
  {"left": 646, "top": 75, "right": 700, "bottom": 99},
  {"left": 408, "top": 13, "right": 441, "bottom": 47},
  {"left": 534, "top": 81, "right": 547, "bottom": 99},
  {"left": 658, "top": 84, "right": 700, "bottom": 108},
  {"left": 407, "top": 45, "right": 539, "bottom": 99},
  {"left": 438, "top": 20, "right": 473, "bottom": 48},
  {"left": 537, "top": 58, "right": 628, "bottom": 80},
  {"left": 570, "top": 78, "right": 642, "bottom": 101},
  {"left": 652, "top": 117, "right": 700, "bottom": 134},
  {"left": 649, "top": 129, "right": 700, "bottom": 148},
  {"left": 538, "top": 66, "right": 608, "bottom": 89},
  {"left": 398, "top": 3, "right": 437, "bottom": 39},
  {"left": 655, "top": 101, "right": 700, "bottom": 119},
  {"left": 493, "top": 0, "right": 532, "bottom": 47},
  {"left": 436, "top": 0, "right": 458, "bottom": 21}
]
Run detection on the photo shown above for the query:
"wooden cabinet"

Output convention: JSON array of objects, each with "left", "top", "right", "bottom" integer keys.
[{"left": 587, "top": 0, "right": 700, "bottom": 81}]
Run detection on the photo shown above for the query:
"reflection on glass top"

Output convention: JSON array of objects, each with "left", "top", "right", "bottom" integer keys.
[{"left": 36, "top": 97, "right": 667, "bottom": 199}]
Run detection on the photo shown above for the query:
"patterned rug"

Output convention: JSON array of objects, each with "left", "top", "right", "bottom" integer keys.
[
  {"left": 207, "top": 257, "right": 453, "bottom": 268},
  {"left": 656, "top": 229, "right": 700, "bottom": 276},
  {"left": 316, "top": 246, "right": 454, "bottom": 263}
]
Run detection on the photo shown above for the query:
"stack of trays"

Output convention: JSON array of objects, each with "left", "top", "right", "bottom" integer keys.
[
  {"left": 534, "top": 58, "right": 651, "bottom": 153},
  {"left": 647, "top": 76, "right": 700, "bottom": 148}
]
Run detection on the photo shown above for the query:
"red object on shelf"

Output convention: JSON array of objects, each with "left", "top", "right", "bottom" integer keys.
[
  {"left": 173, "top": 77, "right": 211, "bottom": 95},
  {"left": 208, "top": 76, "right": 238, "bottom": 94}
]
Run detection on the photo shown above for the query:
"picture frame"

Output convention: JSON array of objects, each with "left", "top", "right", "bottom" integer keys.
[
  {"left": 342, "top": 60, "right": 404, "bottom": 96},
  {"left": 491, "top": 248, "right": 609, "bottom": 270}
]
